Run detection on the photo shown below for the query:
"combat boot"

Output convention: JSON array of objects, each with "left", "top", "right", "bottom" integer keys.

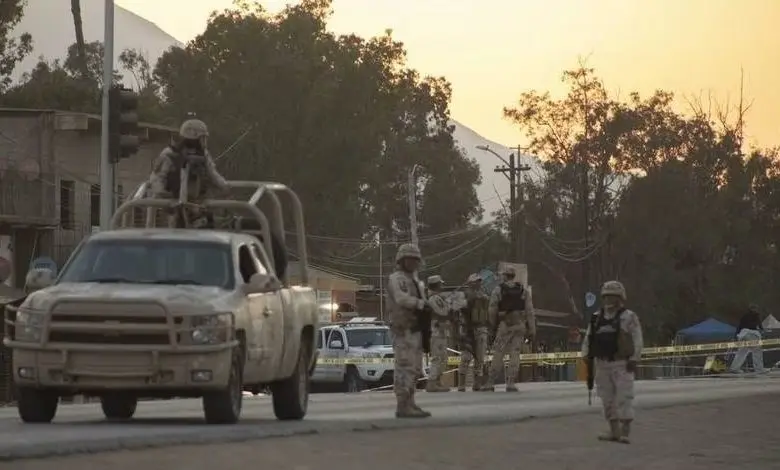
[
  {"left": 505, "top": 384, "right": 519, "bottom": 392},
  {"left": 426, "top": 379, "right": 450, "bottom": 392},
  {"left": 457, "top": 373, "right": 467, "bottom": 392},
  {"left": 395, "top": 394, "right": 429, "bottom": 418},
  {"left": 597, "top": 420, "right": 620, "bottom": 442},
  {"left": 477, "top": 379, "right": 495, "bottom": 392},
  {"left": 618, "top": 420, "right": 632, "bottom": 444}
]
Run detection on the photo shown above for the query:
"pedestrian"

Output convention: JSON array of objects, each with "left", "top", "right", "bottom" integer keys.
[
  {"left": 729, "top": 304, "right": 769, "bottom": 374},
  {"left": 386, "top": 243, "right": 433, "bottom": 418},
  {"left": 583, "top": 280, "right": 644, "bottom": 444},
  {"left": 425, "top": 275, "right": 451, "bottom": 392},
  {"left": 456, "top": 273, "right": 489, "bottom": 391},
  {"left": 483, "top": 267, "right": 535, "bottom": 392}
]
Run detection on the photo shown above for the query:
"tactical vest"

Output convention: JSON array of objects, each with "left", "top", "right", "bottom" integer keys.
[
  {"left": 498, "top": 283, "right": 525, "bottom": 312},
  {"left": 589, "top": 309, "right": 634, "bottom": 361},
  {"left": 164, "top": 147, "right": 206, "bottom": 198}
]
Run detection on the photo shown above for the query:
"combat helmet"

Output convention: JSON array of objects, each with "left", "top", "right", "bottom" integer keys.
[
  {"left": 179, "top": 119, "right": 209, "bottom": 140},
  {"left": 395, "top": 243, "right": 421, "bottom": 263},
  {"left": 600, "top": 280, "right": 626, "bottom": 301}
]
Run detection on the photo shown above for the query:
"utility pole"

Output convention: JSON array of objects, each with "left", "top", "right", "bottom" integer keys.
[
  {"left": 378, "top": 232, "right": 384, "bottom": 320},
  {"left": 493, "top": 148, "right": 531, "bottom": 262},
  {"left": 99, "top": 0, "right": 115, "bottom": 231},
  {"left": 407, "top": 165, "right": 420, "bottom": 246}
]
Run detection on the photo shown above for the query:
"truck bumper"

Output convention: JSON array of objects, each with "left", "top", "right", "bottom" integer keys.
[{"left": 8, "top": 341, "right": 235, "bottom": 392}]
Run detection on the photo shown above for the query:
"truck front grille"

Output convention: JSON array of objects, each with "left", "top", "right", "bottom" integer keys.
[{"left": 47, "top": 304, "right": 183, "bottom": 346}]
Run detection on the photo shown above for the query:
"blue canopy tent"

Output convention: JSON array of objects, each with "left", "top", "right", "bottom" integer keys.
[{"left": 676, "top": 317, "right": 736, "bottom": 342}]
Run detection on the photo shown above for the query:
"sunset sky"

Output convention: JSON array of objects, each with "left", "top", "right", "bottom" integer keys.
[{"left": 116, "top": 0, "right": 780, "bottom": 149}]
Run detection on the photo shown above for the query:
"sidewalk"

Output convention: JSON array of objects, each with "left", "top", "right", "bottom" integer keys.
[{"left": 7, "top": 392, "right": 777, "bottom": 470}]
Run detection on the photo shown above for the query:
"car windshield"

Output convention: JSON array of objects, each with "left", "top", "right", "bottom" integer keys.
[
  {"left": 346, "top": 328, "right": 392, "bottom": 347},
  {"left": 58, "top": 239, "right": 234, "bottom": 289}
]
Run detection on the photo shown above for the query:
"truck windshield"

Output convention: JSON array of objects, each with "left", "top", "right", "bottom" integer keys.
[
  {"left": 346, "top": 328, "right": 392, "bottom": 347},
  {"left": 59, "top": 239, "right": 234, "bottom": 289}
]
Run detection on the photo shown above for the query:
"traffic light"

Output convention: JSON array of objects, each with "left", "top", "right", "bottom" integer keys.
[{"left": 108, "top": 86, "right": 140, "bottom": 162}]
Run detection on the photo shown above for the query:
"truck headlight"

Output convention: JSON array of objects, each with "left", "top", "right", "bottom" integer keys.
[
  {"left": 15, "top": 309, "right": 44, "bottom": 342},
  {"left": 191, "top": 313, "right": 230, "bottom": 344}
]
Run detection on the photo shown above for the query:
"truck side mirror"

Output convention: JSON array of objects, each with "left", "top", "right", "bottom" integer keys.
[{"left": 243, "top": 272, "right": 281, "bottom": 294}]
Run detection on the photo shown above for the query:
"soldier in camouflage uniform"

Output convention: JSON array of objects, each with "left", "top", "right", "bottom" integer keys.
[
  {"left": 457, "top": 273, "right": 489, "bottom": 391},
  {"left": 425, "top": 274, "right": 451, "bottom": 393},
  {"left": 148, "top": 119, "right": 229, "bottom": 227},
  {"left": 583, "top": 280, "right": 644, "bottom": 444},
  {"left": 386, "top": 243, "right": 433, "bottom": 418},
  {"left": 483, "top": 267, "right": 536, "bottom": 392}
]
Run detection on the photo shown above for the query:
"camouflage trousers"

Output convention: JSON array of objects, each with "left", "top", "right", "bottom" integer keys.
[
  {"left": 392, "top": 329, "right": 423, "bottom": 404},
  {"left": 428, "top": 322, "right": 450, "bottom": 382},
  {"left": 487, "top": 321, "right": 526, "bottom": 386},
  {"left": 458, "top": 326, "right": 488, "bottom": 378},
  {"left": 595, "top": 359, "right": 635, "bottom": 421}
]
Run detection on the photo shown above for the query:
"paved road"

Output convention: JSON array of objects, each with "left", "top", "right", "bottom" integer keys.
[{"left": 0, "top": 376, "right": 777, "bottom": 461}]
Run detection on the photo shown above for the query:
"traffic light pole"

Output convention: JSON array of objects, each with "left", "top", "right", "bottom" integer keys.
[{"left": 99, "top": 0, "right": 115, "bottom": 231}]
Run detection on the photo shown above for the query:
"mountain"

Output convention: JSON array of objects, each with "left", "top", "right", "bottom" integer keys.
[
  {"left": 10, "top": 1, "right": 535, "bottom": 217},
  {"left": 11, "top": 0, "right": 181, "bottom": 81}
]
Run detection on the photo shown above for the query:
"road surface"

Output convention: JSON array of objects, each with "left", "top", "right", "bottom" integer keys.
[{"left": 0, "top": 376, "right": 777, "bottom": 462}]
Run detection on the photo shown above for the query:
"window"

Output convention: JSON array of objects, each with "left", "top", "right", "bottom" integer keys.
[
  {"left": 345, "top": 328, "right": 392, "bottom": 347},
  {"left": 58, "top": 239, "right": 234, "bottom": 289},
  {"left": 249, "top": 244, "right": 270, "bottom": 276},
  {"left": 238, "top": 245, "right": 259, "bottom": 283},
  {"left": 316, "top": 330, "right": 323, "bottom": 349},
  {"left": 328, "top": 331, "right": 344, "bottom": 348},
  {"left": 90, "top": 184, "right": 100, "bottom": 227},
  {"left": 60, "top": 180, "right": 75, "bottom": 229}
]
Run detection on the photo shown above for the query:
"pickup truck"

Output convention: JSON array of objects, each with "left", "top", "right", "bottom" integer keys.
[
  {"left": 5, "top": 180, "right": 319, "bottom": 424},
  {"left": 311, "top": 318, "right": 429, "bottom": 392}
]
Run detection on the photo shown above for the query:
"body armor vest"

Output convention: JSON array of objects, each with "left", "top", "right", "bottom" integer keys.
[
  {"left": 589, "top": 309, "right": 633, "bottom": 361},
  {"left": 498, "top": 283, "right": 525, "bottom": 312},
  {"left": 466, "top": 293, "right": 489, "bottom": 326}
]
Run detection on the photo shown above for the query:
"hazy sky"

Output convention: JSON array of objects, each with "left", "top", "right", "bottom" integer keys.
[{"left": 116, "top": 0, "right": 780, "bottom": 149}]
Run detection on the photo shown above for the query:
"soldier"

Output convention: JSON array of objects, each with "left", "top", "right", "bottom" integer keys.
[
  {"left": 582, "top": 280, "right": 644, "bottom": 444},
  {"left": 483, "top": 267, "right": 535, "bottom": 392},
  {"left": 386, "top": 243, "right": 433, "bottom": 418},
  {"left": 425, "top": 275, "right": 451, "bottom": 393},
  {"left": 456, "top": 273, "right": 490, "bottom": 391},
  {"left": 148, "top": 119, "right": 229, "bottom": 227}
]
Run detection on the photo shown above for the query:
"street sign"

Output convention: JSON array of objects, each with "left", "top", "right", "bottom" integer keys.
[{"left": 585, "top": 291, "right": 597, "bottom": 308}]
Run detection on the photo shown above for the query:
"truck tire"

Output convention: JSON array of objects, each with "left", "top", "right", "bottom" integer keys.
[
  {"left": 17, "top": 387, "right": 58, "bottom": 423},
  {"left": 202, "top": 350, "right": 243, "bottom": 424},
  {"left": 271, "top": 339, "right": 310, "bottom": 420},
  {"left": 100, "top": 394, "right": 138, "bottom": 420},
  {"left": 344, "top": 368, "right": 365, "bottom": 393}
]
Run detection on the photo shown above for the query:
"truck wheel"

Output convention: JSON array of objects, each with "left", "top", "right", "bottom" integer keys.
[
  {"left": 202, "top": 350, "right": 243, "bottom": 424},
  {"left": 344, "top": 368, "right": 365, "bottom": 393},
  {"left": 271, "top": 340, "right": 309, "bottom": 420},
  {"left": 17, "top": 388, "right": 58, "bottom": 423},
  {"left": 100, "top": 394, "right": 138, "bottom": 420}
]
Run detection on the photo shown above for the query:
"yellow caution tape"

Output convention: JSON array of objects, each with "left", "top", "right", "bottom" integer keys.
[{"left": 314, "top": 337, "right": 780, "bottom": 366}]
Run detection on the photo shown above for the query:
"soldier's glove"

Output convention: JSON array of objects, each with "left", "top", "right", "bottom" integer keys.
[
  {"left": 422, "top": 303, "right": 434, "bottom": 315},
  {"left": 626, "top": 360, "right": 637, "bottom": 373}
]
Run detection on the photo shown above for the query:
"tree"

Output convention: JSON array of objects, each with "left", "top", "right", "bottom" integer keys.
[
  {"left": 0, "top": 0, "right": 32, "bottom": 92},
  {"left": 153, "top": 0, "right": 483, "bottom": 277}
]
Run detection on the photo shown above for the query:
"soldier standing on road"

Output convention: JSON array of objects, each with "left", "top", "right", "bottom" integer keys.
[
  {"left": 583, "top": 280, "right": 644, "bottom": 444},
  {"left": 457, "top": 273, "right": 490, "bottom": 391},
  {"left": 386, "top": 243, "right": 433, "bottom": 418},
  {"left": 483, "top": 267, "right": 536, "bottom": 392},
  {"left": 425, "top": 275, "right": 452, "bottom": 393}
]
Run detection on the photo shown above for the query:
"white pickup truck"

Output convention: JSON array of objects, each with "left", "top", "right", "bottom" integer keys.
[
  {"left": 311, "top": 318, "right": 429, "bottom": 392},
  {"left": 5, "top": 179, "right": 319, "bottom": 424}
]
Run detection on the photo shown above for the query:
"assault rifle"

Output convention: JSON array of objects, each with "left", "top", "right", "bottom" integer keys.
[{"left": 411, "top": 278, "right": 432, "bottom": 353}]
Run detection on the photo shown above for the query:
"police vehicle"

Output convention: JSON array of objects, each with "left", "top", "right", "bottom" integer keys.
[{"left": 311, "top": 317, "right": 430, "bottom": 392}]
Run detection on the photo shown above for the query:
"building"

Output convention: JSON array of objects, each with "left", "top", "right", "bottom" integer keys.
[
  {"left": 0, "top": 108, "right": 176, "bottom": 287},
  {"left": 287, "top": 261, "right": 359, "bottom": 323}
]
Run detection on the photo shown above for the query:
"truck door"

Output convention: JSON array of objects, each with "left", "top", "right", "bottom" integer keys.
[
  {"left": 248, "top": 242, "right": 285, "bottom": 374},
  {"left": 326, "top": 329, "right": 347, "bottom": 382}
]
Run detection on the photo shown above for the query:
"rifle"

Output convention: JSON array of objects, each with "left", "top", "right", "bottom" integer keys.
[
  {"left": 585, "top": 312, "right": 597, "bottom": 405},
  {"left": 411, "top": 278, "right": 432, "bottom": 354}
]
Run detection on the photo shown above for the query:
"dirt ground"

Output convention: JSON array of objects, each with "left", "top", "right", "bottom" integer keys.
[{"left": 5, "top": 393, "right": 777, "bottom": 470}]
